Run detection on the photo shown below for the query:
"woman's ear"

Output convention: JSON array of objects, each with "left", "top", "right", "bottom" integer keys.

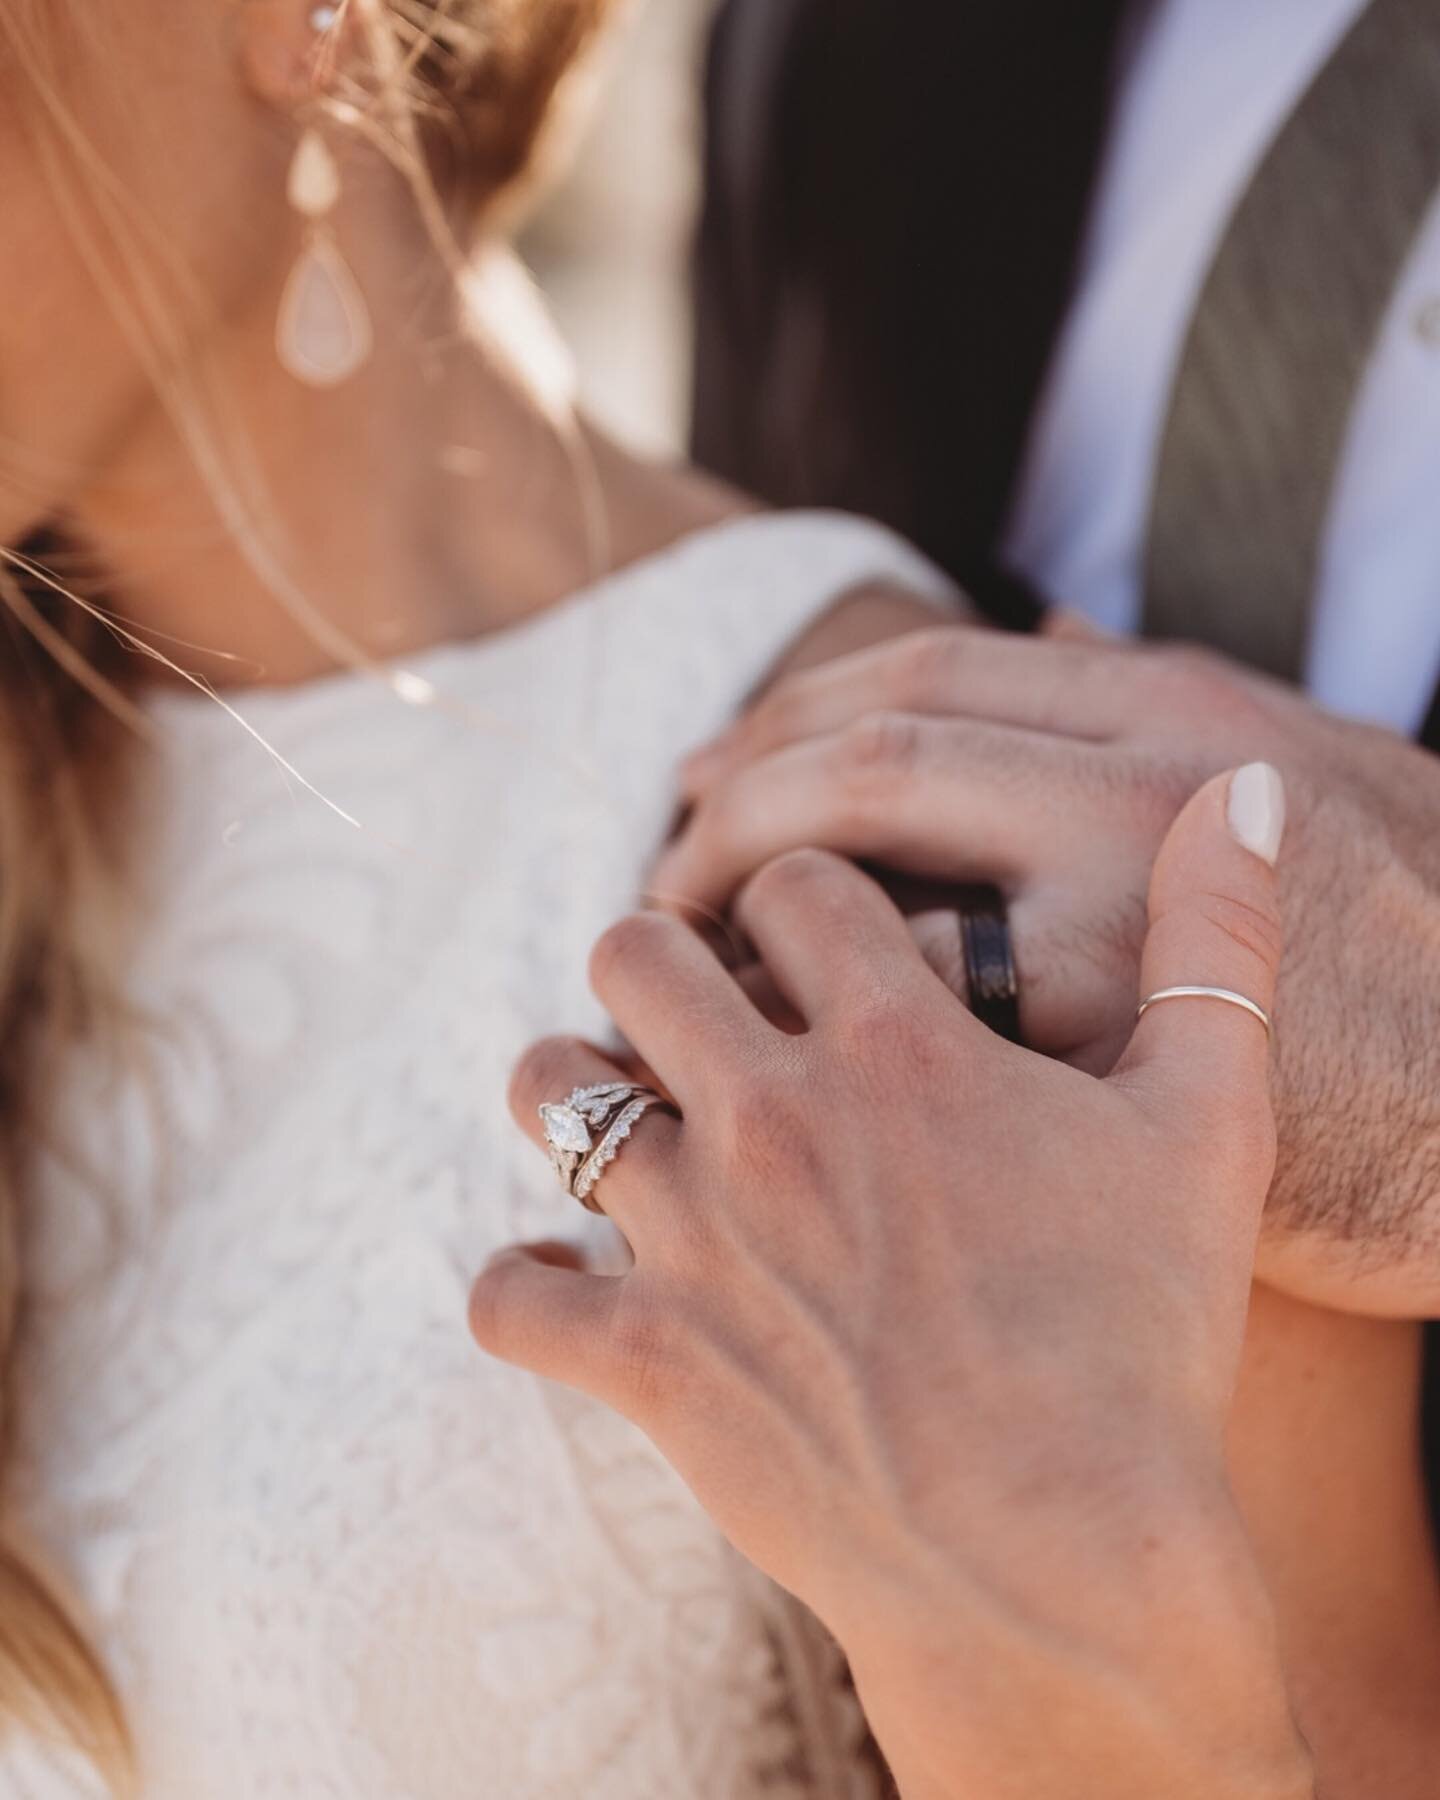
[{"left": 239, "top": 0, "right": 352, "bottom": 110}]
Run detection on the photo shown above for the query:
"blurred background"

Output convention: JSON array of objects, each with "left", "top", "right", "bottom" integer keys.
[{"left": 521, "top": 0, "right": 718, "bottom": 460}]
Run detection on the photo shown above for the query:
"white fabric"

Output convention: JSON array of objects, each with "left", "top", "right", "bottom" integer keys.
[
  {"left": 1004, "top": 0, "right": 1440, "bottom": 736},
  {"left": 8, "top": 513, "right": 956, "bottom": 1799}
]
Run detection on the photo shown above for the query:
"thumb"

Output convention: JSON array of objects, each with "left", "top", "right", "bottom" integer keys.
[{"left": 1112, "top": 762, "right": 1285, "bottom": 1147}]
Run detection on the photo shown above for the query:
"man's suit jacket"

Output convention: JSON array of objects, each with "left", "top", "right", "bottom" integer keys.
[
  {"left": 693, "top": 0, "right": 1440, "bottom": 741},
  {"left": 694, "top": 0, "right": 1132, "bottom": 632},
  {"left": 690, "top": 0, "right": 1440, "bottom": 1506}
]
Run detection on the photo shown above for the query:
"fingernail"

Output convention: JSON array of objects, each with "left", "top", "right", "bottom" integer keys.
[{"left": 1227, "top": 762, "right": 1286, "bottom": 866}]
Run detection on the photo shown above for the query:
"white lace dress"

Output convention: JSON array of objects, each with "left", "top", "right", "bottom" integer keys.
[{"left": 7, "top": 514, "right": 953, "bottom": 1800}]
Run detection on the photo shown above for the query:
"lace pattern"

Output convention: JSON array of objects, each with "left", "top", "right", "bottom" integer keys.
[{"left": 10, "top": 514, "right": 954, "bottom": 1797}]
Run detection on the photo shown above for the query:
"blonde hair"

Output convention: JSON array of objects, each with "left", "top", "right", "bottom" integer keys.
[{"left": 0, "top": 0, "right": 611, "bottom": 1784}]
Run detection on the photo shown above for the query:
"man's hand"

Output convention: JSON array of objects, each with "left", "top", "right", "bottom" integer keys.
[
  {"left": 473, "top": 770, "right": 1312, "bottom": 1799},
  {"left": 655, "top": 625, "right": 1440, "bottom": 1315}
]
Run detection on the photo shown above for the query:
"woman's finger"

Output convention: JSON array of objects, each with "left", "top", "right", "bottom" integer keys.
[
  {"left": 508, "top": 1035, "right": 684, "bottom": 1234},
  {"left": 469, "top": 1243, "right": 626, "bottom": 1400},
  {"left": 1110, "top": 762, "right": 1286, "bottom": 1166},
  {"left": 680, "top": 628, "right": 1129, "bottom": 796},
  {"left": 732, "top": 849, "right": 940, "bottom": 1025},
  {"left": 588, "top": 910, "right": 774, "bottom": 1106},
  {"left": 657, "top": 716, "right": 1097, "bottom": 912}
]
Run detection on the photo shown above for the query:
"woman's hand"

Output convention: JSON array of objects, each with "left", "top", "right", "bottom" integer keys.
[
  {"left": 471, "top": 767, "right": 1313, "bottom": 1798},
  {"left": 655, "top": 623, "right": 1440, "bottom": 1317}
]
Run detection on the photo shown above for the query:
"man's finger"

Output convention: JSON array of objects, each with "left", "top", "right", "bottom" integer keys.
[
  {"left": 680, "top": 629, "right": 1128, "bottom": 797},
  {"left": 657, "top": 716, "right": 1097, "bottom": 912},
  {"left": 1111, "top": 763, "right": 1286, "bottom": 1157}
]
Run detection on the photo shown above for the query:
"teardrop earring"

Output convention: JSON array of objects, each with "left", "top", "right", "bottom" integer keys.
[{"left": 276, "top": 127, "right": 373, "bottom": 388}]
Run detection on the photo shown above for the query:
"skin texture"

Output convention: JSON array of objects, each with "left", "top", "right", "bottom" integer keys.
[
  {"left": 481, "top": 768, "right": 1440, "bottom": 1794},
  {"left": 0, "top": 0, "right": 943, "bottom": 718},
  {"left": 0, "top": 0, "right": 735, "bottom": 685},
  {"left": 476, "top": 773, "right": 1326, "bottom": 1797},
  {"left": 10, "top": 7, "right": 1440, "bottom": 1791},
  {"left": 657, "top": 621, "right": 1440, "bottom": 1317}
]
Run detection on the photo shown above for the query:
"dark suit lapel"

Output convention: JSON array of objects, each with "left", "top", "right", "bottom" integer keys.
[{"left": 694, "top": 0, "right": 1132, "bottom": 625}]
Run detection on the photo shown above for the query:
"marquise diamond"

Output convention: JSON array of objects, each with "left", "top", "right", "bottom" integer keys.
[{"left": 539, "top": 1104, "right": 592, "bottom": 1155}]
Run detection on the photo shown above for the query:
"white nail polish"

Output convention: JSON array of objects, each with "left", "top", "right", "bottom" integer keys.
[{"left": 1227, "top": 762, "right": 1286, "bottom": 866}]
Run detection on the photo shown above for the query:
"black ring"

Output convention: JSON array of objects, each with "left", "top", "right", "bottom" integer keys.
[{"left": 955, "top": 885, "right": 1022, "bottom": 1044}]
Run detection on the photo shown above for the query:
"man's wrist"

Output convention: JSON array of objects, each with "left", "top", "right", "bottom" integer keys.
[{"left": 760, "top": 581, "right": 970, "bottom": 688}]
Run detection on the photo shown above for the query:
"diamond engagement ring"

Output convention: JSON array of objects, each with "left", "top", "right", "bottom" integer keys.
[{"left": 540, "top": 1083, "right": 669, "bottom": 1214}]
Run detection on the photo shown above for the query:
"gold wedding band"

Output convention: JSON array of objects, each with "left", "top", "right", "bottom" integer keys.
[{"left": 1135, "top": 986, "right": 1272, "bottom": 1038}]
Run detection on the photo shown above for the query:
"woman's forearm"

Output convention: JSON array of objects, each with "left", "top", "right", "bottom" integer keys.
[{"left": 836, "top": 1494, "right": 1315, "bottom": 1800}]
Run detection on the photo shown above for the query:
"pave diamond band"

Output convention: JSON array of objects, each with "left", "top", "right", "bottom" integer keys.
[
  {"left": 572, "top": 1094, "right": 667, "bottom": 1212},
  {"left": 540, "top": 1083, "right": 669, "bottom": 1213}
]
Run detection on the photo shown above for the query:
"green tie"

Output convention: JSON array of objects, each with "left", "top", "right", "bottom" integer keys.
[{"left": 1142, "top": 0, "right": 1440, "bottom": 680}]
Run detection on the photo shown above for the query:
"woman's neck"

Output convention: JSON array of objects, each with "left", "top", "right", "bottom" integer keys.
[
  {"left": 1228, "top": 1285, "right": 1440, "bottom": 1795},
  {"left": 62, "top": 239, "right": 738, "bottom": 689}
]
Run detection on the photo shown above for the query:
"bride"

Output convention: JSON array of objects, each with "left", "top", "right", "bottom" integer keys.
[{"left": 0, "top": 1, "right": 951, "bottom": 1794}]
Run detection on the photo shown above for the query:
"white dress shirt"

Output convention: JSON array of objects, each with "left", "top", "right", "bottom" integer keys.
[{"left": 1004, "top": 0, "right": 1440, "bottom": 736}]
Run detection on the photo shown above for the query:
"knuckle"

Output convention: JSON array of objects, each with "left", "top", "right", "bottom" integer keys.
[
  {"left": 747, "top": 670, "right": 816, "bottom": 740},
  {"left": 742, "top": 845, "right": 842, "bottom": 911},
  {"left": 1155, "top": 643, "right": 1228, "bottom": 693},
  {"left": 1122, "top": 751, "right": 1204, "bottom": 833},
  {"left": 723, "top": 1061, "right": 809, "bottom": 1169},
  {"left": 1151, "top": 646, "right": 1264, "bottom": 732},
  {"left": 836, "top": 989, "right": 935, "bottom": 1076},
  {"left": 836, "top": 710, "right": 924, "bottom": 790},
  {"left": 689, "top": 776, "right": 751, "bottom": 859},
  {"left": 726, "top": 1066, "right": 797, "bottom": 1137},
  {"left": 589, "top": 910, "right": 673, "bottom": 991},
  {"left": 1193, "top": 888, "right": 1284, "bottom": 972},
  {"left": 893, "top": 625, "right": 968, "bottom": 700}
]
